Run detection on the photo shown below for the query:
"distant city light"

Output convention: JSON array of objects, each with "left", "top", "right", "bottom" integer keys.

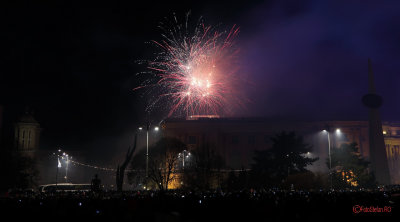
[
  {"left": 336, "top": 129, "right": 341, "bottom": 133},
  {"left": 139, "top": 127, "right": 143, "bottom": 130},
  {"left": 154, "top": 126, "right": 159, "bottom": 131}
]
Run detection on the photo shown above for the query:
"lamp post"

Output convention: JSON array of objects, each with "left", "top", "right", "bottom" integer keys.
[
  {"left": 323, "top": 129, "right": 333, "bottom": 190},
  {"left": 139, "top": 123, "right": 160, "bottom": 178},
  {"left": 183, "top": 152, "right": 185, "bottom": 169},
  {"left": 55, "top": 149, "right": 62, "bottom": 189},
  {"left": 179, "top": 150, "right": 190, "bottom": 169},
  {"left": 54, "top": 149, "right": 71, "bottom": 188},
  {"left": 64, "top": 154, "right": 69, "bottom": 183},
  {"left": 146, "top": 123, "right": 149, "bottom": 178},
  {"left": 323, "top": 128, "right": 341, "bottom": 190},
  {"left": 139, "top": 122, "right": 150, "bottom": 178}
]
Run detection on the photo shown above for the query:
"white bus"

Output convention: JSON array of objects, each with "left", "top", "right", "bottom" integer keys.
[{"left": 38, "top": 183, "right": 91, "bottom": 193}]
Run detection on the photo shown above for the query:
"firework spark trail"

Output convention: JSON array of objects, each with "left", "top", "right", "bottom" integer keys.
[{"left": 135, "top": 14, "right": 243, "bottom": 118}]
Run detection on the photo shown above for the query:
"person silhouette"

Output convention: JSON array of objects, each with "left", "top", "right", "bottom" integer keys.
[{"left": 91, "top": 174, "right": 101, "bottom": 192}]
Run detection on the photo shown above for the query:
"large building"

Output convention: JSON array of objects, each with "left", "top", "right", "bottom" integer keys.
[
  {"left": 163, "top": 116, "right": 400, "bottom": 184},
  {"left": 0, "top": 105, "right": 3, "bottom": 148},
  {"left": 382, "top": 122, "right": 400, "bottom": 184},
  {"left": 14, "top": 111, "right": 41, "bottom": 157}
]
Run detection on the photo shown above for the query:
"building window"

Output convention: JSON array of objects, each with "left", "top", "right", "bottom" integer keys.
[
  {"left": 248, "top": 135, "right": 255, "bottom": 145},
  {"left": 22, "top": 130, "right": 25, "bottom": 149},
  {"left": 188, "top": 136, "right": 197, "bottom": 144},
  {"left": 28, "top": 130, "right": 31, "bottom": 148},
  {"left": 397, "top": 146, "right": 400, "bottom": 158},
  {"left": 395, "top": 145, "right": 400, "bottom": 157},
  {"left": 232, "top": 136, "right": 239, "bottom": 144}
]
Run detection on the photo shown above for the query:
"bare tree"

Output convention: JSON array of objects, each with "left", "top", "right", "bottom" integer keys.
[
  {"left": 148, "top": 151, "right": 179, "bottom": 190},
  {"left": 128, "top": 137, "right": 186, "bottom": 190},
  {"left": 116, "top": 134, "right": 137, "bottom": 192}
]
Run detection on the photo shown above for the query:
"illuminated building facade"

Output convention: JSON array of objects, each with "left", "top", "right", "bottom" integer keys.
[
  {"left": 164, "top": 117, "right": 400, "bottom": 184},
  {"left": 0, "top": 105, "right": 3, "bottom": 148},
  {"left": 14, "top": 111, "right": 41, "bottom": 157},
  {"left": 382, "top": 122, "right": 400, "bottom": 184}
]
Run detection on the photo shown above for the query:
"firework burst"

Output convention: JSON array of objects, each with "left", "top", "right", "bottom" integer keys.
[{"left": 135, "top": 14, "right": 242, "bottom": 118}]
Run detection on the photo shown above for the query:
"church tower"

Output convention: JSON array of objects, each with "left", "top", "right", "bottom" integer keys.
[
  {"left": 362, "top": 59, "right": 391, "bottom": 184},
  {"left": 14, "top": 109, "right": 41, "bottom": 157}
]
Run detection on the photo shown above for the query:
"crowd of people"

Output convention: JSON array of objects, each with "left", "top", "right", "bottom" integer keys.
[{"left": 1, "top": 187, "right": 399, "bottom": 221}]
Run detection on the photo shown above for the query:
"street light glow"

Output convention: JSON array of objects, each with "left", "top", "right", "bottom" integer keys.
[
  {"left": 336, "top": 128, "right": 341, "bottom": 133},
  {"left": 141, "top": 122, "right": 159, "bottom": 178},
  {"left": 321, "top": 128, "right": 333, "bottom": 190}
]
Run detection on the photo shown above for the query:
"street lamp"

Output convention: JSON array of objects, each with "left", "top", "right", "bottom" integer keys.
[
  {"left": 64, "top": 153, "right": 70, "bottom": 183},
  {"left": 138, "top": 123, "right": 160, "bottom": 178},
  {"left": 54, "top": 149, "right": 72, "bottom": 186},
  {"left": 322, "top": 129, "right": 333, "bottom": 190},
  {"left": 55, "top": 149, "right": 62, "bottom": 189},
  {"left": 179, "top": 150, "right": 191, "bottom": 169}
]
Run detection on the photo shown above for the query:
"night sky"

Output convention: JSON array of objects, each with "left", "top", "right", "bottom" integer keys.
[{"left": 1, "top": 0, "right": 400, "bottom": 162}]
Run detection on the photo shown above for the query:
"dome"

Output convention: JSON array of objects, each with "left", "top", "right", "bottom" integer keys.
[{"left": 18, "top": 113, "right": 39, "bottom": 124}]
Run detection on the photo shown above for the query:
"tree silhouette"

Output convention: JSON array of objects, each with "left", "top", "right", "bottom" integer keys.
[
  {"left": 116, "top": 134, "right": 137, "bottom": 192},
  {"left": 329, "top": 142, "right": 376, "bottom": 189},
  {"left": 129, "top": 137, "right": 186, "bottom": 190},
  {"left": 251, "top": 131, "right": 318, "bottom": 188},
  {"left": 0, "top": 149, "right": 39, "bottom": 191},
  {"left": 182, "top": 143, "right": 225, "bottom": 190}
]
